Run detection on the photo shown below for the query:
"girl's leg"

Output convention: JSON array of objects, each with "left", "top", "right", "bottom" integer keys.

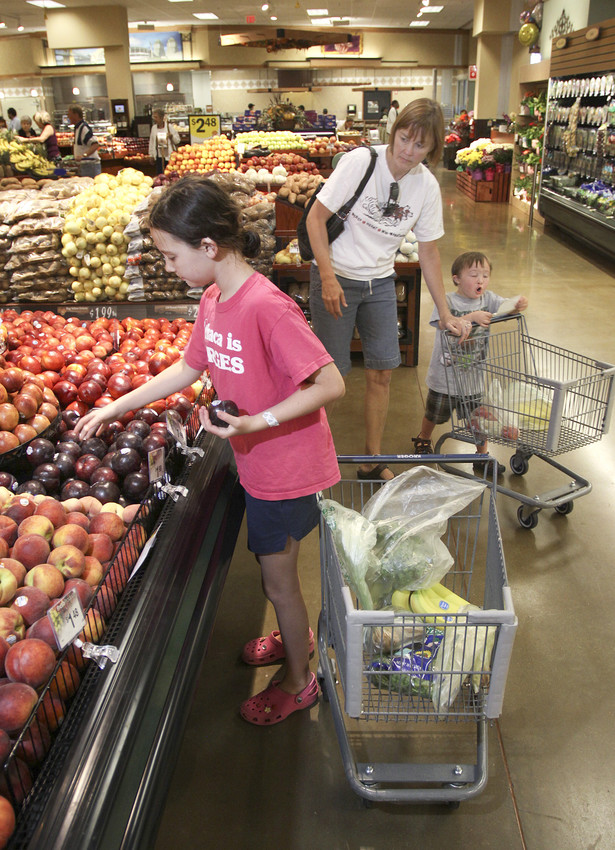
[{"left": 258, "top": 536, "right": 311, "bottom": 694}]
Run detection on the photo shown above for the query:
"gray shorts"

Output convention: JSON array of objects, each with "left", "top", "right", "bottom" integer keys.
[{"left": 309, "top": 265, "right": 401, "bottom": 376}]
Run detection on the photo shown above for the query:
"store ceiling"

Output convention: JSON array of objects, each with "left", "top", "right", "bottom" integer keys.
[{"left": 0, "top": 0, "right": 474, "bottom": 35}]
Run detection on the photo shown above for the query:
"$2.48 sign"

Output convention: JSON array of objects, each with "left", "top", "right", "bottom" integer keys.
[{"left": 189, "top": 114, "right": 221, "bottom": 143}]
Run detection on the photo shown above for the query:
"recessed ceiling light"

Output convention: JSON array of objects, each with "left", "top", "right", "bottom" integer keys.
[
  {"left": 193, "top": 11, "right": 218, "bottom": 18},
  {"left": 421, "top": 5, "right": 444, "bottom": 12},
  {"left": 307, "top": 8, "right": 328, "bottom": 15},
  {"left": 27, "top": 0, "right": 65, "bottom": 8},
  {"left": 311, "top": 17, "right": 331, "bottom": 25},
  {"left": 0, "top": 23, "right": 6, "bottom": 28},
  {"left": 168, "top": 0, "right": 193, "bottom": 3},
  {"left": 261, "top": 3, "right": 269, "bottom": 9},
  {"left": 270, "top": 14, "right": 278, "bottom": 20},
  {"left": 410, "top": 20, "right": 430, "bottom": 26}
]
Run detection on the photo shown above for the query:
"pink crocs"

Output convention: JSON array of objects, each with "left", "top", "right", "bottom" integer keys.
[
  {"left": 241, "top": 628, "right": 314, "bottom": 666},
  {"left": 240, "top": 673, "right": 319, "bottom": 726}
]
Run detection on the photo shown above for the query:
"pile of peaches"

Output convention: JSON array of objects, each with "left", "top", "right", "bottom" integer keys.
[{"left": 0, "top": 490, "right": 149, "bottom": 846}]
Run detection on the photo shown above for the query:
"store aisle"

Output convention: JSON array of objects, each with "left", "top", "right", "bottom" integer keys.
[{"left": 155, "top": 170, "right": 615, "bottom": 850}]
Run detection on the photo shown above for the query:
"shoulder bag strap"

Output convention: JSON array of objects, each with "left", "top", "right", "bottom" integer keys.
[{"left": 335, "top": 147, "right": 379, "bottom": 221}]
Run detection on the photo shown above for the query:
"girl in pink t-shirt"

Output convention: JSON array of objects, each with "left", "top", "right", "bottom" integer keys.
[{"left": 75, "top": 176, "right": 345, "bottom": 726}]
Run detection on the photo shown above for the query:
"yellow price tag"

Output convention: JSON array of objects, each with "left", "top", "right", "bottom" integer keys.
[{"left": 189, "top": 114, "right": 221, "bottom": 144}]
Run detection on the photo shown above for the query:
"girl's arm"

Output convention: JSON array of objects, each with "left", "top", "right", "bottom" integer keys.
[
  {"left": 200, "top": 361, "right": 345, "bottom": 437},
  {"left": 73, "top": 357, "right": 203, "bottom": 440}
]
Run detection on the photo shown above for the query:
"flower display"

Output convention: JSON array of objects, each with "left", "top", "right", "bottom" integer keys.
[{"left": 455, "top": 139, "right": 513, "bottom": 176}]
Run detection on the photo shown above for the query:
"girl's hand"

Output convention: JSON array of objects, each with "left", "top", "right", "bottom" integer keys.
[
  {"left": 198, "top": 405, "right": 246, "bottom": 439},
  {"left": 73, "top": 406, "right": 116, "bottom": 442}
]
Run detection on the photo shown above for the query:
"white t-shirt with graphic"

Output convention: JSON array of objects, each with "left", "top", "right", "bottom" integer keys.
[{"left": 315, "top": 145, "right": 444, "bottom": 280}]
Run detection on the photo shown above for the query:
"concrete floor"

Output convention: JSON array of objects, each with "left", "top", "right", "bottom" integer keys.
[{"left": 155, "top": 170, "right": 615, "bottom": 850}]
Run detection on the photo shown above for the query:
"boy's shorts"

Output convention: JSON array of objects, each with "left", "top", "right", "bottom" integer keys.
[
  {"left": 244, "top": 491, "right": 320, "bottom": 555},
  {"left": 425, "top": 389, "right": 481, "bottom": 425},
  {"left": 309, "top": 265, "right": 401, "bottom": 376}
]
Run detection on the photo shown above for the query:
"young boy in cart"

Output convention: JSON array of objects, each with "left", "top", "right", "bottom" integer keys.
[{"left": 412, "top": 250, "right": 528, "bottom": 473}]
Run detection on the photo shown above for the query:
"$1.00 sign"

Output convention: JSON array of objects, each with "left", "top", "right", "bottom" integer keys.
[{"left": 189, "top": 114, "right": 221, "bottom": 143}]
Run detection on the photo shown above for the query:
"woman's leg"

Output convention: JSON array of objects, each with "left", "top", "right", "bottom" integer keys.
[{"left": 258, "top": 537, "right": 311, "bottom": 694}]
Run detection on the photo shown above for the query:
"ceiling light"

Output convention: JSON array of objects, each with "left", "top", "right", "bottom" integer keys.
[
  {"left": 72, "top": 87, "right": 80, "bottom": 95},
  {"left": 168, "top": 0, "right": 193, "bottom": 3},
  {"left": 27, "top": 1, "right": 66, "bottom": 8},
  {"left": 193, "top": 12, "right": 219, "bottom": 19},
  {"left": 270, "top": 15, "right": 278, "bottom": 20},
  {"left": 410, "top": 20, "right": 430, "bottom": 26},
  {"left": 261, "top": 3, "right": 269, "bottom": 9},
  {"left": 311, "top": 17, "right": 332, "bottom": 25},
  {"left": 421, "top": 5, "right": 444, "bottom": 11},
  {"left": 307, "top": 8, "right": 328, "bottom": 15},
  {"left": 30, "top": 89, "right": 39, "bottom": 97},
  {"left": 166, "top": 83, "right": 174, "bottom": 91},
  {"left": 421, "top": 0, "right": 429, "bottom": 5},
  {"left": 0, "top": 23, "right": 6, "bottom": 28},
  {"left": 18, "top": 22, "right": 25, "bottom": 30}
]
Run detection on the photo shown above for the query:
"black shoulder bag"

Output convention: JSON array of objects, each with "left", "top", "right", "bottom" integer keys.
[{"left": 296, "top": 146, "right": 378, "bottom": 262}]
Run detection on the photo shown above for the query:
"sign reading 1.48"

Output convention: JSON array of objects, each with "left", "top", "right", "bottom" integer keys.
[{"left": 189, "top": 114, "right": 221, "bottom": 144}]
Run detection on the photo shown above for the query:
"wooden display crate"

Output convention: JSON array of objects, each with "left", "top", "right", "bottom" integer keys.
[{"left": 456, "top": 170, "right": 511, "bottom": 203}]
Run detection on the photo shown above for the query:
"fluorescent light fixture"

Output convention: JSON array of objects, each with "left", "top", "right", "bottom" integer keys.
[
  {"left": 193, "top": 11, "right": 219, "bottom": 19},
  {"left": 410, "top": 20, "right": 430, "bottom": 26},
  {"left": 421, "top": 5, "right": 444, "bottom": 11},
  {"left": 168, "top": 0, "right": 193, "bottom": 3},
  {"left": 307, "top": 8, "right": 328, "bottom": 15},
  {"left": 312, "top": 17, "right": 332, "bottom": 25},
  {"left": 27, "top": 0, "right": 66, "bottom": 8}
]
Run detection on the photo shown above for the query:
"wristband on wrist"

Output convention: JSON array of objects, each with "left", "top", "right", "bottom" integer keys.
[{"left": 262, "top": 410, "right": 279, "bottom": 428}]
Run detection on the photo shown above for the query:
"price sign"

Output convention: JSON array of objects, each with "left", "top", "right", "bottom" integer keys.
[
  {"left": 47, "top": 589, "right": 86, "bottom": 650},
  {"left": 165, "top": 410, "right": 187, "bottom": 446},
  {"left": 89, "top": 304, "right": 118, "bottom": 320},
  {"left": 189, "top": 114, "right": 221, "bottom": 144},
  {"left": 148, "top": 446, "right": 166, "bottom": 482}
]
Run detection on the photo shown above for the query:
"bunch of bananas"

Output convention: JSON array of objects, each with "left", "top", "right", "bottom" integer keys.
[
  {"left": 0, "top": 138, "right": 55, "bottom": 177},
  {"left": 407, "top": 582, "right": 471, "bottom": 628}
]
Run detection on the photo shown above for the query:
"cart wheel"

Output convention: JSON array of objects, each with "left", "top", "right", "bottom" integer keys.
[
  {"left": 517, "top": 506, "right": 539, "bottom": 529},
  {"left": 555, "top": 500, "right": 574, "bottom": 516},
  {"left": 510, "top": 453, "right": 529, "bottom": 475}
]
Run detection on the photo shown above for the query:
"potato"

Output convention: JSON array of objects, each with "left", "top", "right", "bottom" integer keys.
[
  {"left": 278, "top": 186, "right": 290, "bottom": 198},
  {"left": 296, "top": 193, "right": 307, "bottom": 206},
  {"left": 288, "top": 192, "right": 297, "bottom": 205},
  {"left": 298, "top": 178, "right": 309, "bottom": 192}
]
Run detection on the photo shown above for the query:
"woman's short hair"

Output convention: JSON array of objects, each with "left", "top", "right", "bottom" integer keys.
[
  {"left": 33, "top": 111, "right": 53, "bottom": 127},
  {"left": 389, "top": 99, "right": 445, "bottom": 167}
]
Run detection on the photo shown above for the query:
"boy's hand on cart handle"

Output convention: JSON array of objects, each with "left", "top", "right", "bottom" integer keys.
[
  {"left": 516, "top": 295, "right": 529, "bottom": 311},
  {"left": 471, "top": 311, "right": 493, "bottom": 328}
]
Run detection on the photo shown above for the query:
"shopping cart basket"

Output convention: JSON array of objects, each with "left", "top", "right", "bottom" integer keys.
[
  {"left": 435, "top": 314, "right": 615, "bottom": 528},
  {"left": 318, "top": 455, "right": 516, "bottom": 804}
]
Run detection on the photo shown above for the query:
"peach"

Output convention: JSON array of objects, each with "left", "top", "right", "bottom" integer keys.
[
  {"left": 60, "top": 498, "right": 84, "bottom": 514},
  {"left": 36, "top": 691, "right": 65, "bottom": 733},
  {"left": 1, "top": 495, "right": 36, "bottom": 526},
  {"left": 0, "top": 568, "right": 17, "bottom": 607},
  {"left": 0, "top": 755, "right": 32, "bottom": 805},
  {"left": 0, "top": 559, "right": 27, "bottom": 587},
  {"left": 0, "top": 487, "right": 13, "bottom": 509},
  {"left": 0, "top": 539, "right": 8, "bottom": 560},
  {"left": 81, "top": 555, "right": 103, "bottom": 588},
  {"left": 34, "top": 497, "right": 68, "bottom": 529},
  {"left": 10, "top": 586, "right": 50, "bottom": 627},
  {"left": 79, "top": 496, "right": 102, "bottom": 517},
  {"left": 26, "top": 616, "right": 59, "bottom": 651},
  {"left": 51, "top": 523, "right": 89, "bottom": 553},
  {"left": 14, "top": 721, "right": 52, "bottom": 767},
  {"left": 49, "top": 660, "right": 80, "bottom": 701},
  {"left": 122, "top": 503, "right": 141, "bottom": 526},
  {"left": 11, "top": 533, "right": 51, "bottom": 571},
  {"left": 103, "top": 563, "right": 128, "bottom": 596},
  {"left": 100, "top": 502, "right": 124, "bottom": 519},
  {"left": 5, "top": 638, "right": 56, "bottom": 689},
  {"left": 0, "top": 637, "right": 10, "bottom": 678},
  {"left": 0, "top": 608, "right": 25, "bottom": 642},
  {"left": 0, "top": 728, "right": 10, "bottom": 763},
  {"left": 79, "top": 608, "right": 106, "bottom": 644},
  {"left": 86, "top": 532, "right": 114, "bottom": 563},
  {"left": 0, "top": 682, "right": 39, "bottom": 735},
  {"left": 65, "top": 511, "right": 90, "bottom": 531},
  {"left": 47, "top": 545, "right": 85, "bottom": 579},
  {"left": 0, "top": 516, "right": 18, "bottom": 548},
  {"left": 25, "top": 564, "right": 65, "bottom": 600},
  {"left": 62, "top": 578, "right": 93, "bottom": 611},
  {"left": 89, "top": 511, "right": 125, "bottom": 542},
  {"left": 93, "top": 584, "right": 117, "bottom": 619},
  {"left": 17, "top": 514, "right": 54, "bottom": 542}
]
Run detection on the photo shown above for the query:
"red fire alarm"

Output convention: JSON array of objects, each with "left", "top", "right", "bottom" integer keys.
[
  {"left": 469, "top": 64, "right": 477, "bottom": 80},
  {"left": 246, "top": 14, "right": 255, "bottom": 23}
]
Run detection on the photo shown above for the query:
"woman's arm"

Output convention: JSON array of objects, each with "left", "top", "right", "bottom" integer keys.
[
  {"left": 305, "top": 199, "right": 347, "bottom": 319},
  {"left": 74, "top": 357, "right": 203, "bottom": 440},
  {"left": 200, "top": 361, "right": 345, "bottom": 437},
  {"left": 418, "top": 240, "right": 469, "bottom": 340},
  {"left": 18, "top": 125, "right": 53, "bottom": 145}
]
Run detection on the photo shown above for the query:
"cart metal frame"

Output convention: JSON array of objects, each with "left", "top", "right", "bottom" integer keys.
[
  {"left": 436, "top": 314, "right": 615, "bottom": 527},
  {"left": 318, "top": 455, "right": 517, "bottom": 804}
]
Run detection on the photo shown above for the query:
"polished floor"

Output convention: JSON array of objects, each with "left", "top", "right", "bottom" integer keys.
[{"left": 155, "top": 170, "right": 615, "bottom": 850}]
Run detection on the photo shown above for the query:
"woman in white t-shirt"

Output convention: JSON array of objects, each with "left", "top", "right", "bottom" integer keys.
[
  {"left": 148, "top": 108, "right": 180, "bottom": 174},
  {"left": 385, "top": 99, "right": 399, "bottom": 141},
  {"left": 306, "top": 98, "right": 468, "bottom": 480}
]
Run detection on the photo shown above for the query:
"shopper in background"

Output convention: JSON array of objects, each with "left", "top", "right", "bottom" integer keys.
[
  {"left": 0, "top": 117, "right": 6, "bottom": 130},
  {"left": 73, "top": 175, "right": 344, "bottom": 727},
  {"left": 19, "top": 116, "right": 37, "bottom": 137},
  {"left": 18, "top": 112, "right": 61, "bottom": 161},
  {"left": 67, "top": 104, "right": 101, "bottom": 176},
  {"left": 247, "top": 102, "right": 256, "bottom": 115},
  {"left": 414, "top": 250, "right": 528, "bottom": 470},
  {"left": 6, "top": 108, "right": 20, "bottom": 133},
  {"left": 306, "top": 98, "right": 468, "bottom": 481},
  {"left": 148, "top": 108, "right": 180, "bottom": 174},
  {"left": 385, "top": 99, "right": 399, "bottom": 142}
]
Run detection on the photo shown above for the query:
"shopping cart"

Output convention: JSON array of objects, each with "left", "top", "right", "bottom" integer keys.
[
  {"left": 435, "top": 314, "right": 615, "bottom": 528},
  {"left": 318, "top": 455, "right": 517, "bottom": 804}
]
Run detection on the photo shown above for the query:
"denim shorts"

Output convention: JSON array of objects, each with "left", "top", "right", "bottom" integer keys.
[
  {"left": 244, "top": 491, "right": 320, "bottom": 555},
  {"left": 309, "top": 265, "right": 401, "bottom": 376}
]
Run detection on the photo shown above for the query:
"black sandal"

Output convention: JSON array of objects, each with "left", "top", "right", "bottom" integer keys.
[
  {"left": 357, "top": 462, "right": 392, "bottom": 481},
  {"left": 412, "top": 436, "right": 433, "bottom": 455}
]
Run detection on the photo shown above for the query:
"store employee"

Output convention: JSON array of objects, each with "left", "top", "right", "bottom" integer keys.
[{"left": 67, "top": 104, "right": 101, "bottom": 175}]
